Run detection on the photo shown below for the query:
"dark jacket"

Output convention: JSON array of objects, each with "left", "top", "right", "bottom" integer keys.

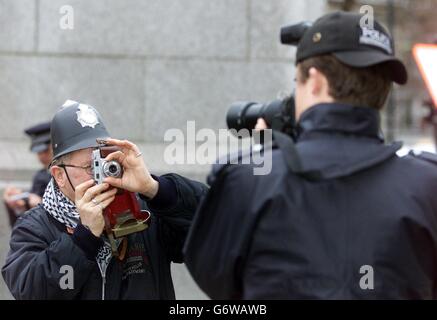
[
  {"left": 184, "top": 103, "right": 437, "bottom": 299},
  {"left": 2, "top": 173, "right": 207, "bottom": 300}
]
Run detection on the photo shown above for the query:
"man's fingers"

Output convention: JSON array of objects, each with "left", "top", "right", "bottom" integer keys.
[
  {"left": 255, "top": 118, "right": 268, "bottom": 131},
  {"left": 106, "top": 138, "right": 140, "bottom": 154},
  {"left": 103, "top": 177, "right": 122, "bottom": 189},
  {"left": 105, "top": 138, "right": 132, "bottom": 149},
  {"left": 99, "top": 196, "right": 116, "bottom": 210},
  {"left": 75, "top": 179, "right": 95, "bottom": 201},
  {"left": 81, "top": 183, "right": 110, "bottom": 203},
  {"left": 6, "top": 187, "right": 21, "bottom": 194},
  {"left": 93, "top": 188, "right": 117, "bottom": 204},
  {"left": 4, "top": 187, "right": 22, "bottom": 199},
  {"left": 105, "top": 151, "right": 125, "bottom": 163}
]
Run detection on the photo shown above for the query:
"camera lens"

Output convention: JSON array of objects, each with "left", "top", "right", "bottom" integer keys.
[
  {"left": 102, "top": 161, "right": 122, "bottom": 178},
  {"left": 109, "top": 164, "right": 118, "bottom": 174},
  {"left": 226, "top": 102, "right": 264, "bottom": 132},
  {"left": 226, "top": 96, "right": 296, "bottom": 137}
]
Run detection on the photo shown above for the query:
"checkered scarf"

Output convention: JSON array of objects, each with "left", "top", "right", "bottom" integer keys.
[
  {"left": 42, "top": 178, "right": 113, "bottom": 278},
  {"left": 42, "top": 179, "right": 79, "bottom": 228}
]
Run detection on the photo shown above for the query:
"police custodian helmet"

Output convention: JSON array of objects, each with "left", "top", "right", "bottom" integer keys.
[{"left": 50, "top": 100, "right": 110, "bottom": 160}]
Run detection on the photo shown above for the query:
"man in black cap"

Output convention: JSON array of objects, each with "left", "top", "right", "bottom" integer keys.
[
  {"left": 184, "top": 11, "right": 437, "bottom": 299},
  {"left": 3, "top": 122, "right": 52, "bottom": 226},
  {"left": 2, "top": 100, "right": 207, "bottom": 299}
]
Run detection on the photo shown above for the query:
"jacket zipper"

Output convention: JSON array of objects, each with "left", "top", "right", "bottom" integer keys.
[
  {"left": 97, "top": 262, "right": 108, "bottom": 300},
  {"left": 101, "top": 274, "right": 106, "bottom": 300}
]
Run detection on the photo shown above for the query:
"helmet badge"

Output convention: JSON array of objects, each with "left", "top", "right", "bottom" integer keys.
[{"left": 76, "top": 104, "right": 99, "bottom": 128}]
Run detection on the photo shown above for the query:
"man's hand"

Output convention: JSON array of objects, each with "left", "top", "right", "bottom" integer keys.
[
  {"left": 3, "top": 186, "right": 26, "bottom": 211},
  {"left": 75, "top": 180, "right": 117, "bottom": 237},
  {"left": 101, "top": 138, "right": 159, "bottom": 199},
  {"left": 255, "top": 118, "right": 269, "bottom": 130}
]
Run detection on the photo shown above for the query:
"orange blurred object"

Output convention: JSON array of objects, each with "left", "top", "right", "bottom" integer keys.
[{"left": 413, "top": 43, "right": 437, "bottom": 108}]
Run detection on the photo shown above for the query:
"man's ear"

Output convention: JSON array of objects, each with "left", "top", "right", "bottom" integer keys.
[
  {"left": 308, "top": 67, "right": 324, "bottom": 96},
  {"left": 50, "top": 166, "right": 65, "bottom": 188},
  {"left": 308, "top": 67, "right": 334, "bottom": 103}
]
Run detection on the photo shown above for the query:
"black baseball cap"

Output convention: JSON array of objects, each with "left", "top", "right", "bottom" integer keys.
[
  {"left": 293, "top": 11, "right": 407, "bottom": 85},
  {"left": 24, "top": 121, "right": 51, "bottom": 153}
]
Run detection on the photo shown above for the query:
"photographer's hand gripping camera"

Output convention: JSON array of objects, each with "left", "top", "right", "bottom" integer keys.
[{"left": 92, "top": 143, "right": 150, "bottom": 256}]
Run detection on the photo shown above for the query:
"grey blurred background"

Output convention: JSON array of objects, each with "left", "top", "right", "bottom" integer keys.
[{"left": 0, "top": 0, "right": 436, "bottom": 299}]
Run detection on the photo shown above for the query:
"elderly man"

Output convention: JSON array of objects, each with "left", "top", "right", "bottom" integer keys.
[{"left": 2, "top": 100, "right": 206, "bottom": 299}]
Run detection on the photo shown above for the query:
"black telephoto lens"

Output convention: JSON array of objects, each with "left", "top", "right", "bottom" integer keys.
[
  {"left": 226, "top": 102, "right": 263, "bottom": 133},
  {"left": 226, "top": 96, "right": 296, "bottom": 137}
]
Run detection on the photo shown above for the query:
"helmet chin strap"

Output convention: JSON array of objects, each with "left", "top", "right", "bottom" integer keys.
[{"left": 61, "top": 167, "right": 76, "bottom": 192}]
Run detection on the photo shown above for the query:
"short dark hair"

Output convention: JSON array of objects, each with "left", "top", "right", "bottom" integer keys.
[{"left": 298, "top": 54, "right": 393, "bottom": 110}]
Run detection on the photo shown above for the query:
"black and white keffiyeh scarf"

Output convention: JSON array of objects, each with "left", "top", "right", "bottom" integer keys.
[
  {"left": 42, "top": 178, "right": 113, "bottom": 278},
  {"left": 42, "top": 178, "right": 79, "bottom": 229}
]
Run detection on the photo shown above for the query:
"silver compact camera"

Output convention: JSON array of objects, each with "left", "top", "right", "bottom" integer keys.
[{"left": 92, "top": 147, "right": 123, "bottom": 185}]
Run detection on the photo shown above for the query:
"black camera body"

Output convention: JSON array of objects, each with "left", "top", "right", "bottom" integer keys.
[
  {"left": 226, "top": 21, "right": 312, "bottom": 137},
  {"left": 280, "top": 21, "right": 312, "bottom": 45}
]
